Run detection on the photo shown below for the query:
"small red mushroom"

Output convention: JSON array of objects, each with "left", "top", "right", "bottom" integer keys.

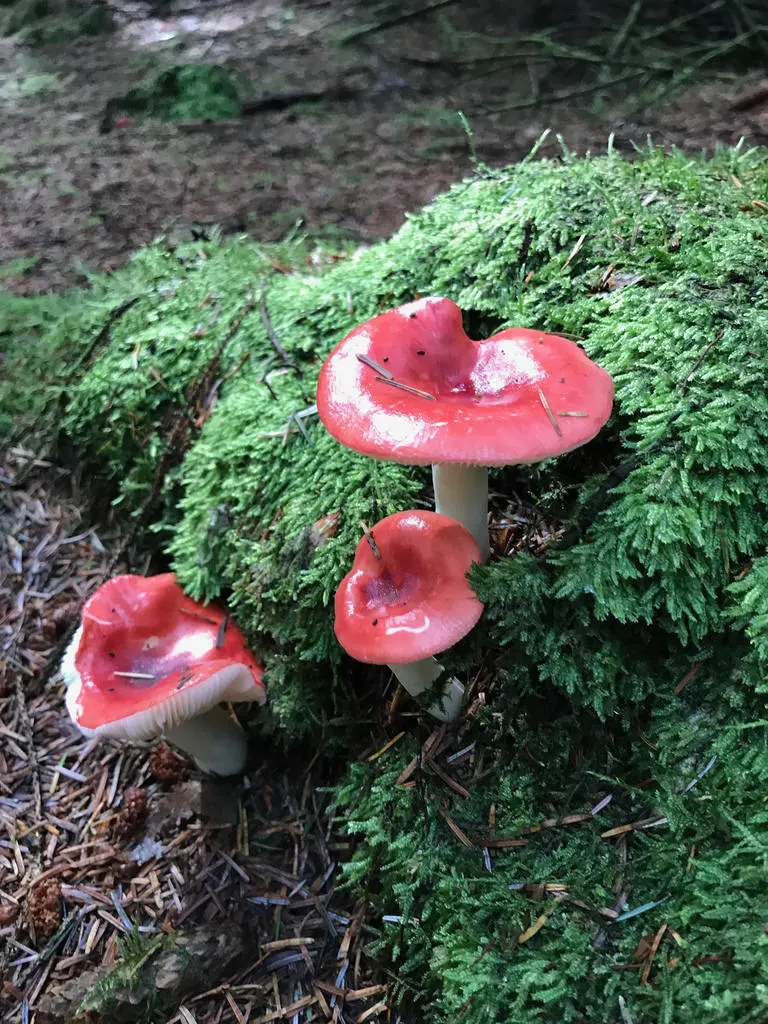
[
  {"left": 334, "top": 511, "right": 483, "bottom": 721},
  {"left": 61, "top": 574, "right": 265, "bottom": 776},
  {"left": 317, "top": 297, "right": 614, "bottom": 560}
]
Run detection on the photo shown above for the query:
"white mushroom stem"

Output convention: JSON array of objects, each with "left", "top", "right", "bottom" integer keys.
[
  {"left": 389, "top": 658, "right": 465, "bottom": 722},
  {"left": 164, "top": 706, "right": 248, "bottom": 776},
  {"left": 432, "top": 464, "right": 490, "bottom": 562}
]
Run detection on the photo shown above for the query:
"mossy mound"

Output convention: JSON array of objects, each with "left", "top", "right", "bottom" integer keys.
[
  {"left": 105, "top": 64, "right": 242, "bottom": 125},
  {"left": 10, "top": 145, "right": 768, "bottom": 1020}
]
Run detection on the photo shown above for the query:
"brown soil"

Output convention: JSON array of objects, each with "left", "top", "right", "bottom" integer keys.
[{"left": 2, "top": 0, "right": 768, "bottom": 295}]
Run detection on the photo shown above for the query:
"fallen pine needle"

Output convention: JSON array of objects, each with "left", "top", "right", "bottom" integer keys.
[
  {"left": 355, "top": 999, "right": 388, "bottom": 1022},
  {"left": 440, "top": 811, "right": 473, "bottom": 848},
  {"left": 252, "top": 995, "right": 317, "bottom": 1023},
  {"left": 357, "top": 353, "right": 393, "bottom": 379},
  {"left": 261, "top": 937, "right": 316, "bottom": 952},
  {"left": 538, "top": 388, "right": 562, "bottom": 436},
  {"left": 563, "top": 233, "right": 586, "bottom": 268},
  {"left": 517, "top": 912, "right": 551, "bottom": 944},
  {"left": 367, "top": 732, "right": 405, "bottom": 762},
  {"left": 178, "top": 607, "right": 218, "bottom": 625},
  {"left": 601, "top": 823, "right": 635, "bottom": 838},
  {"left": 641, "top": 924, "right": 668, "bottom": 985},
  {"left": 374, "top": 376, "right": 436, "bottom": 400}
]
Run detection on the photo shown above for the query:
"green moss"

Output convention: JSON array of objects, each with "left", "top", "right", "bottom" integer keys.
[
  {"left": 18, "top": 144, "right": 768, "bottom": 1020},
  {"left": 107, "top": 64, "right": 242, "bottom": 123}
]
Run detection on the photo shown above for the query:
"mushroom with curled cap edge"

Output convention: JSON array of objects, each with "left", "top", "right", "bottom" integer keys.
[
  {"left": 61, "top": 573, "right": 266, "bottom": 776},
  {"left": 316, "top": 296, "right": 614, "bottom": 561},
  {"left": 334, "top": 510, "right": 484, "bottom": 721}
]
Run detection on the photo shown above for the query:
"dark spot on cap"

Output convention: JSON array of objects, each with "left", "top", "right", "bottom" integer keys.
[
  {"left": 409, "top": 313, "right": 418, "bottom": 319},
  {"left": 108, "top": 651, "right": 116, "bottom": 658},
  {"left": 416, "top": 350, "right": 426, "bottom": 356},
  {"left": 382, "top": 356, "right": 389, "bottom": 362},
  {"left": 560, "top": 377, "right": 566, "bottom": 383},
  {"left": 108, "top": 687, "right": 115, "bottom": 692},
  {"left": 372, "top": 618, "right": 378, "bottom": 625}
]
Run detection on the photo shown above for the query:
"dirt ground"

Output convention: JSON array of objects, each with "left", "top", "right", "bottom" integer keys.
[{"left": 2, "top": 0, "right": 768, "bottom": 295}]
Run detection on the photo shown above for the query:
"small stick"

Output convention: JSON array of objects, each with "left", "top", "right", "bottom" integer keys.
[
  {"left": 178, "top": 607, "right": 218, "bottom": 625},
  {"left": 538, "top": 388, "right": 562, "bottom": 436},
  {"left": 557, "top": 410, "right": 589, "bottom": 417},
  {"left": 374, "top": 376, "right": 436, "bottom": 401},
  {"left": 357, "top": 353, "right": 393, "bottom": 379},
  {"left": 359, "top": 521, "right": 381, "bottom": 559},
  {"left": 113, "top": 671, "right": 155, "bottom": 680},
  {"left": 215, "top": 615, "right": 229, "bottom": 649}
]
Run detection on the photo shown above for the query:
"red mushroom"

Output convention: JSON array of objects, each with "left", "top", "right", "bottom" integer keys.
[
  {"left": 334, "top": 511, "right": 483, "bottom": 721},
  {"left": 316, "top": 297, "right": 614, "bottom": 560},
  {"left": 61, "top": 574, "right": 266, "bottom": 776}
]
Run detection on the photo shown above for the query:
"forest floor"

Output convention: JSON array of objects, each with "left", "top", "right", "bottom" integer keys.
[
  {"left": 2, "top": 0, "right": 768, "bottom": 294},
  {"left": 2, "top": 2, "right": 768, "bottom": 1022}
]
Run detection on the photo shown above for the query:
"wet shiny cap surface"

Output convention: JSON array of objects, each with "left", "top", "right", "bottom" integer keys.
[
  {"left": 316, "top": 296, "right": 614, "bottom": 465},
  {"left": 334, "top": 510, "right": 484, "bottom": 664},
  {"left": 68, "top": 573, "right": 265, "bottom": 731}
]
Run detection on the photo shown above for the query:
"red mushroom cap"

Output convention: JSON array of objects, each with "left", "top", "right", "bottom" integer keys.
[
  {"left": 334, "top": 511, "right": 484, "bottom": 665},
  {"left": 65, "top": 573, "right": 265, "bottom": 738},
  {"left": 317, "top": 297, "right": 614, "bottom": 465}
]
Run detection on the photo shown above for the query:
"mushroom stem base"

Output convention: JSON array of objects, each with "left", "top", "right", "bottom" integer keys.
[
  {"left": 389, "top": 658, "right": 465, "bottom": 722},
  {"left": 165, "top": 706, "right": 248, "bottom": 776},
  {"left": 432, "top": 463, "right": 490, "bottom": 562}
]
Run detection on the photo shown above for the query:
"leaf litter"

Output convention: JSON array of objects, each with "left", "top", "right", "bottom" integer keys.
[{"left": 0, "top": 447, "right": 388, "bottom": 1023}]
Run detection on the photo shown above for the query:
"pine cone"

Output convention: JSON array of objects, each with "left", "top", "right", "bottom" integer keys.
[
  {"left": 27, "top": 879, "right": 62, "bottom": 939},
  {"left": 113, "top": 787, "right": 149, "bottom": 839},
  {"left": 148, "top": 743, "right": 190, "bottom": 784}
]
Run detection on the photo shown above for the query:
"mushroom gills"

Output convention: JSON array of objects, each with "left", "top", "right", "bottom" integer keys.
[{"left": 389, "top": 657, "right": 465, "bottom": 722}]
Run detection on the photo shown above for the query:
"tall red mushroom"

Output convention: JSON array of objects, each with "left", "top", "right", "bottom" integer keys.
[
  {"left": 61, "top": 574, "right": 266, "bottom": 776},
  {"left": 316, "top": 297, "right": 614, "bottom": 560},
  {"left": 334, "top": 511, "right": 483, "bottom": 721}
]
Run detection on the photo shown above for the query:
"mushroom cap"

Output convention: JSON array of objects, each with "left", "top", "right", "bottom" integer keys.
[
  {"left": 64, "top": 574, "right": 266, "bottom": 741},
  {"left": 317, "top": 296, "right": 614, "bottom": 466},
  {"left": 334, "top": 510, "right": 484, "bottom": 665}
]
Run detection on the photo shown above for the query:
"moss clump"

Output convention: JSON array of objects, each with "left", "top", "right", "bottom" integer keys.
[
  {"left": 18, "top": 145, "right": 768, "bottom": 1020},
  {"left": 106, "top": 65, "right": 242, "bottom": 124}
]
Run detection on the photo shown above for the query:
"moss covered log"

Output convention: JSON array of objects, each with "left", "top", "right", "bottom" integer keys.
[{"left": 7, "top": 144, "right": 768, "bottom": 1021}]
